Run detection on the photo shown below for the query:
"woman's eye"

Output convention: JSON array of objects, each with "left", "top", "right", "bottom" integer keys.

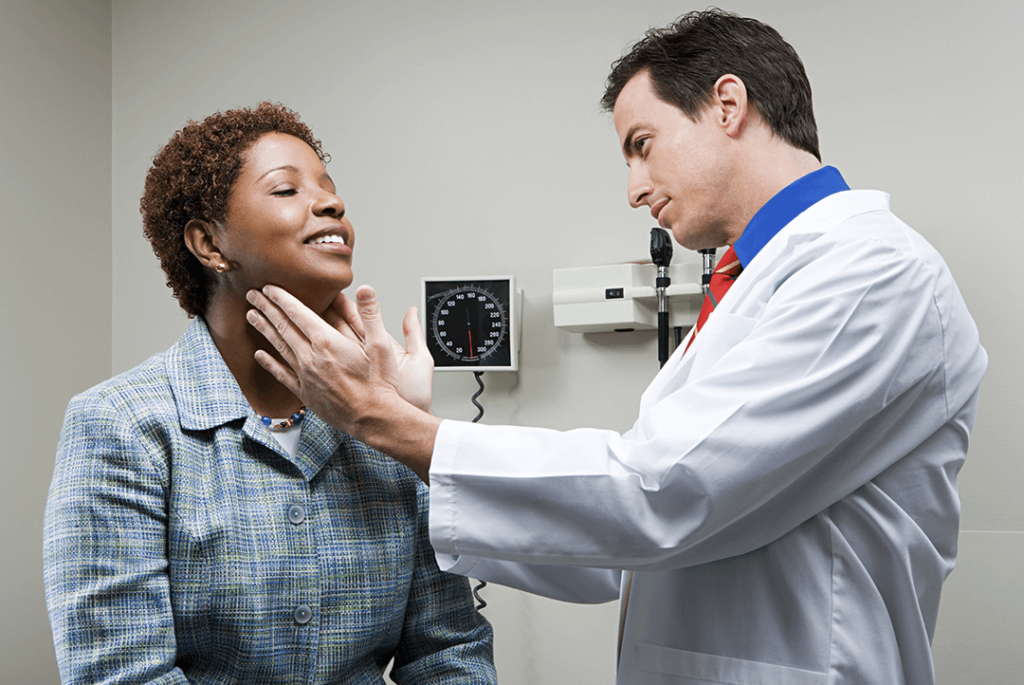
[{"left": 272, "top": 188, "right": 297, "bottom": 196}]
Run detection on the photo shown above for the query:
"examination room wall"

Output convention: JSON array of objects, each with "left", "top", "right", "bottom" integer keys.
[
  {"left": 108, "top": 1, "right": 1024, "bottom": 682},
  {"left": 5, "top": 0, "right": 1016, "bottom": 683},
  {"left": 0, "top": 1, "right": 112, "bottom": 683}
]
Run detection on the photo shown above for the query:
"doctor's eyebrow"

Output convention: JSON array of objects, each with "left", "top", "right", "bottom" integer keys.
[{"left": 621, "top": 125, "right": 644, "bottom": 158}]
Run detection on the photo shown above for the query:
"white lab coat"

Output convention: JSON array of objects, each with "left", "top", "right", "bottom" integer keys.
[{"left": 428, "top": 190, "right": 988, "bottom": 685}]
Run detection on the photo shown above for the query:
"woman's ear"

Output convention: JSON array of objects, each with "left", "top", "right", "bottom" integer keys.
[{"left": 184, "top": 219, "right": 229, "bottom": 273}]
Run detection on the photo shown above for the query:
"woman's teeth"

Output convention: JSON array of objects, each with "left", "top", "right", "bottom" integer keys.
[{"left": 312, "top": 235, "right": 346, "bottom": 245}]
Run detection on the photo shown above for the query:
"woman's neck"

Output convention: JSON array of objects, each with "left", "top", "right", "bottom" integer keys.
[{"left": 202, "top": 293, "right": 304, "bottom": 419}]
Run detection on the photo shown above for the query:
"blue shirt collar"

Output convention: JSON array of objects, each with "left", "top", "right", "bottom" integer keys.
[{"left": 732, "top": 166, "right": 849, "bottom": 267}]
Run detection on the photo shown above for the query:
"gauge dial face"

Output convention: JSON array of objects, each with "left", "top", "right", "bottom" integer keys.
[{"left": 424, "top": 279, "right": 513, "bottom": 369}]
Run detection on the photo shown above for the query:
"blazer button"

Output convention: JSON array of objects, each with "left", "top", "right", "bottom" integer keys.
[
  {"left": 294, "top": 604, "right": 313, "bottom": 624},
  {"left": 287, "top": 504, "right": 306, "bottom": 525}
]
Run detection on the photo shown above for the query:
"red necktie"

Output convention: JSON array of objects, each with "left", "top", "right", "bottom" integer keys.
[{"left": 684, "top": 246, "right": 743, "bottom": 354}]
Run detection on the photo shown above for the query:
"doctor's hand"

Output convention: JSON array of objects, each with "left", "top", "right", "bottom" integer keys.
[
  {"left": 247, "top": 285, "right": 434, "bottom": 413},
  {"left": 326, "top": 287, "right": 435, "bottom": 413},
  {"left": 245, "top": 286, "right": 441, "bottom": 481}
]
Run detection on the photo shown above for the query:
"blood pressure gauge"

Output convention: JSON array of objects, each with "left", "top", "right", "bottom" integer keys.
[{"left": 422, "top": 276, "right": 519, "bottom": 371}]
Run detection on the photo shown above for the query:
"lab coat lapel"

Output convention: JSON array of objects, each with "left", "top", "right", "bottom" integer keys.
[{"left": 638, "top": 190, "right": 891, "bottom": 413}]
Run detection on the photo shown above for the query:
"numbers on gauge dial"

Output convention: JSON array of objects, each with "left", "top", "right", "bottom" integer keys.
[{"left": 430, "top": 286, "right": 508, "bottom": 362}]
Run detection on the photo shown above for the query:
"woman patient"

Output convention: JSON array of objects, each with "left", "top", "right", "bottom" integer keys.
[{"left": 44, "top": 103, "right": 495, "bottom": 684}]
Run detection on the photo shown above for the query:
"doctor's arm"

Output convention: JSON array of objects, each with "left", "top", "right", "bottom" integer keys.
[
  {"left": 246, "top": 285, "right": 440, "bottom": 482},
  {"left": 438, "top": 554, "right": 622, "bottom": 604},
  {"left": 248, "top": 239, "right": 953, "bottom": 573}
]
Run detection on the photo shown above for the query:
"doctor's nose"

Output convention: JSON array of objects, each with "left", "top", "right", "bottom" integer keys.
[{"left": 627, "top": 166, "right": 652, "bottom": 209}]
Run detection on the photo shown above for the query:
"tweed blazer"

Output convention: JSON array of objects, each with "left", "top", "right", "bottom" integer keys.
[{"left": 44, "top": 317, "right": 495, "bottom": 685}]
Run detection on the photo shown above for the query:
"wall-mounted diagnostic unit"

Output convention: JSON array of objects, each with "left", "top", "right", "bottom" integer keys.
[
  {"left": 552, "top": 228, "right": 711, "bottom": 366},
  {"left": 421, "top": 275, "right": 521, "bottom": 610},
  {"left": 421, "top": 276, "right": 521, "bottom": 372},
  {"left": 551, "top": 262, "right": 702, "bottom": 333}
]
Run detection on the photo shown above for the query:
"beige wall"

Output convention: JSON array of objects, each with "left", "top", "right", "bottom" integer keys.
[
  {"left": 0, "top": 1, "right": 112, "bottom": 683},
  {"left": 7, "top": 0, "right": 1020, "bottom": 682}
]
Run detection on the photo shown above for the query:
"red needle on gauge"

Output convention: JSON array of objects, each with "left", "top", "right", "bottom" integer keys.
[{"left": 468, "top": 330, "right": 474, "bottom": 359}]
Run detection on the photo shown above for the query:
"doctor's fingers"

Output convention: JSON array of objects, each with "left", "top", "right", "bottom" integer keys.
[
  {"left": 324, "top": 292, "right": 366, "bottom": 346},
  {"left": 244, "top": 293, "right": 305, "bottom": 397},
  {"left": 402, "top": 306, "right": 429, "bottom": 361},
  {"left": 250, "top": 284, "right": 353, "bottom": 359},
  {"left": 245, "top": 293, "right": 306, "bottom": 376},
  {"left": 352, "top": 286, "right": 400, "bottom": 362},
  {"left": 253, "top": 348, "right": 303, "bottom": 399},
  {"left": 252, "top": 285, "right": 372, "bottom": 377}
]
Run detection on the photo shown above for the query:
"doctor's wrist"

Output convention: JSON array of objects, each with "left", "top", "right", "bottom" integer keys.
[{"left": 352, "top": 394, "right": 440, "bottom": 484}]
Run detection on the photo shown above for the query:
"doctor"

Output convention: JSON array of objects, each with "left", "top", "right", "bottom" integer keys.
[{"left": 246, "top": 10, "right": 987, "bottom": 685}]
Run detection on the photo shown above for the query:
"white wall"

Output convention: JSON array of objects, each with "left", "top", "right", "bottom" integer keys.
[
  {"left": 8, "top": 0, "right": 1018, "bottom": 683},
  {"left": 0, "top": 1, "right": 111, "bottom": 683}
]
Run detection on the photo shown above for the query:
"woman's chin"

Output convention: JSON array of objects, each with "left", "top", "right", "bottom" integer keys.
[{"left": 292, "top": 277, "right": 353, "bottom": 316}]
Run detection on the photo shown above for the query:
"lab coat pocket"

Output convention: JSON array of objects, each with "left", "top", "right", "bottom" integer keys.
[
  {"left": 687, "top": 313, "right": 756, "bottom": 380},
  {"left": 631, "top": 643, "right": 827, "bottom": 685}
]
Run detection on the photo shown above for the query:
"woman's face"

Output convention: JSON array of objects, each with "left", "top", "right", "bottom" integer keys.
[{"left": 214, "top": 132, "right": 354, "bottom": 312}]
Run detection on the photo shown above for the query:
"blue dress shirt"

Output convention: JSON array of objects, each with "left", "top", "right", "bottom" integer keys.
[{"left": 733, "top": 166, "right": 850, "bottom": 267}]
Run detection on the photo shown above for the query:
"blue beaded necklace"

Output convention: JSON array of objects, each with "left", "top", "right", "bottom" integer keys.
[{"left": 261, "top": 407, "right": 307, "bottom": 431}]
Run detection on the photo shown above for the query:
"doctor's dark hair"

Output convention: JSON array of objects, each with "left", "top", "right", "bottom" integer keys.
[
  {"left": 140, "top": 102, "right": 327, "bottom": 317},
  {"left": 601, "top": 9, "right": 820, "bottom": 161}
]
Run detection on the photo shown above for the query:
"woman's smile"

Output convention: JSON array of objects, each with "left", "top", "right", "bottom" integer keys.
[{"left": 214, "top": 131, "right": 356, "bottom": 304}]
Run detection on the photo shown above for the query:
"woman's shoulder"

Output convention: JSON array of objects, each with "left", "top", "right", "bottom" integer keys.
[
  {"left": 53, "top": 347, "right": 184, "bottom": 486},
  {"left": 72, "top": 348, "right": 174, "bottom": 408},
  {"left": 62, "top": 345, "right": 181, "bottom": 442}
]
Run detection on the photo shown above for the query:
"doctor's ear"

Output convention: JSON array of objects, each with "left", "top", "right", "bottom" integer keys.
[
  {"left": 710, "top": 74, "right": 749, "bottom": 138},
  {"left": 184, "top": 218, "right": 229, "bottom": 273}
]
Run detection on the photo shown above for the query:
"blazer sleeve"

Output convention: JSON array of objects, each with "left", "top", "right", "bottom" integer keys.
[
  {"left": 44, "top": 391, "right": 189, "bottom": 685},
  {"left": 389, "top": 482, "right": 497, "bottom": 685}
]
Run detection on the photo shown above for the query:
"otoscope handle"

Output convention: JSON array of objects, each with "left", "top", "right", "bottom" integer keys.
[
  {"left": 698, "top": 248, "right": 716, "bottom": 298},
  {"left": 651, "top": 228, "right": 674, "bottom": 368},
  {"left": 658, "top": 311, "right": 670, "bottom": 367}
]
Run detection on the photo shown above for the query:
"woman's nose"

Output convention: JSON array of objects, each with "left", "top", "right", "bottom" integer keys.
[{"left": 314, "top": 191, "right": 346, "bottom": 218}]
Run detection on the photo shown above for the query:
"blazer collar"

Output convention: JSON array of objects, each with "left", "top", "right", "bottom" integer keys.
[
  {"left": 164, "top": 318, "right": 347, "bottom": 481},
  {"left": 166, "top": 318, "right": 249, "bottom": 431}
]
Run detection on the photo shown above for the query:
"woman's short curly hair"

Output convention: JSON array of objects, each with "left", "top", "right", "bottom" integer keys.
[{"left": 140, "top": 102, "right": 327, "bottom": 317}]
